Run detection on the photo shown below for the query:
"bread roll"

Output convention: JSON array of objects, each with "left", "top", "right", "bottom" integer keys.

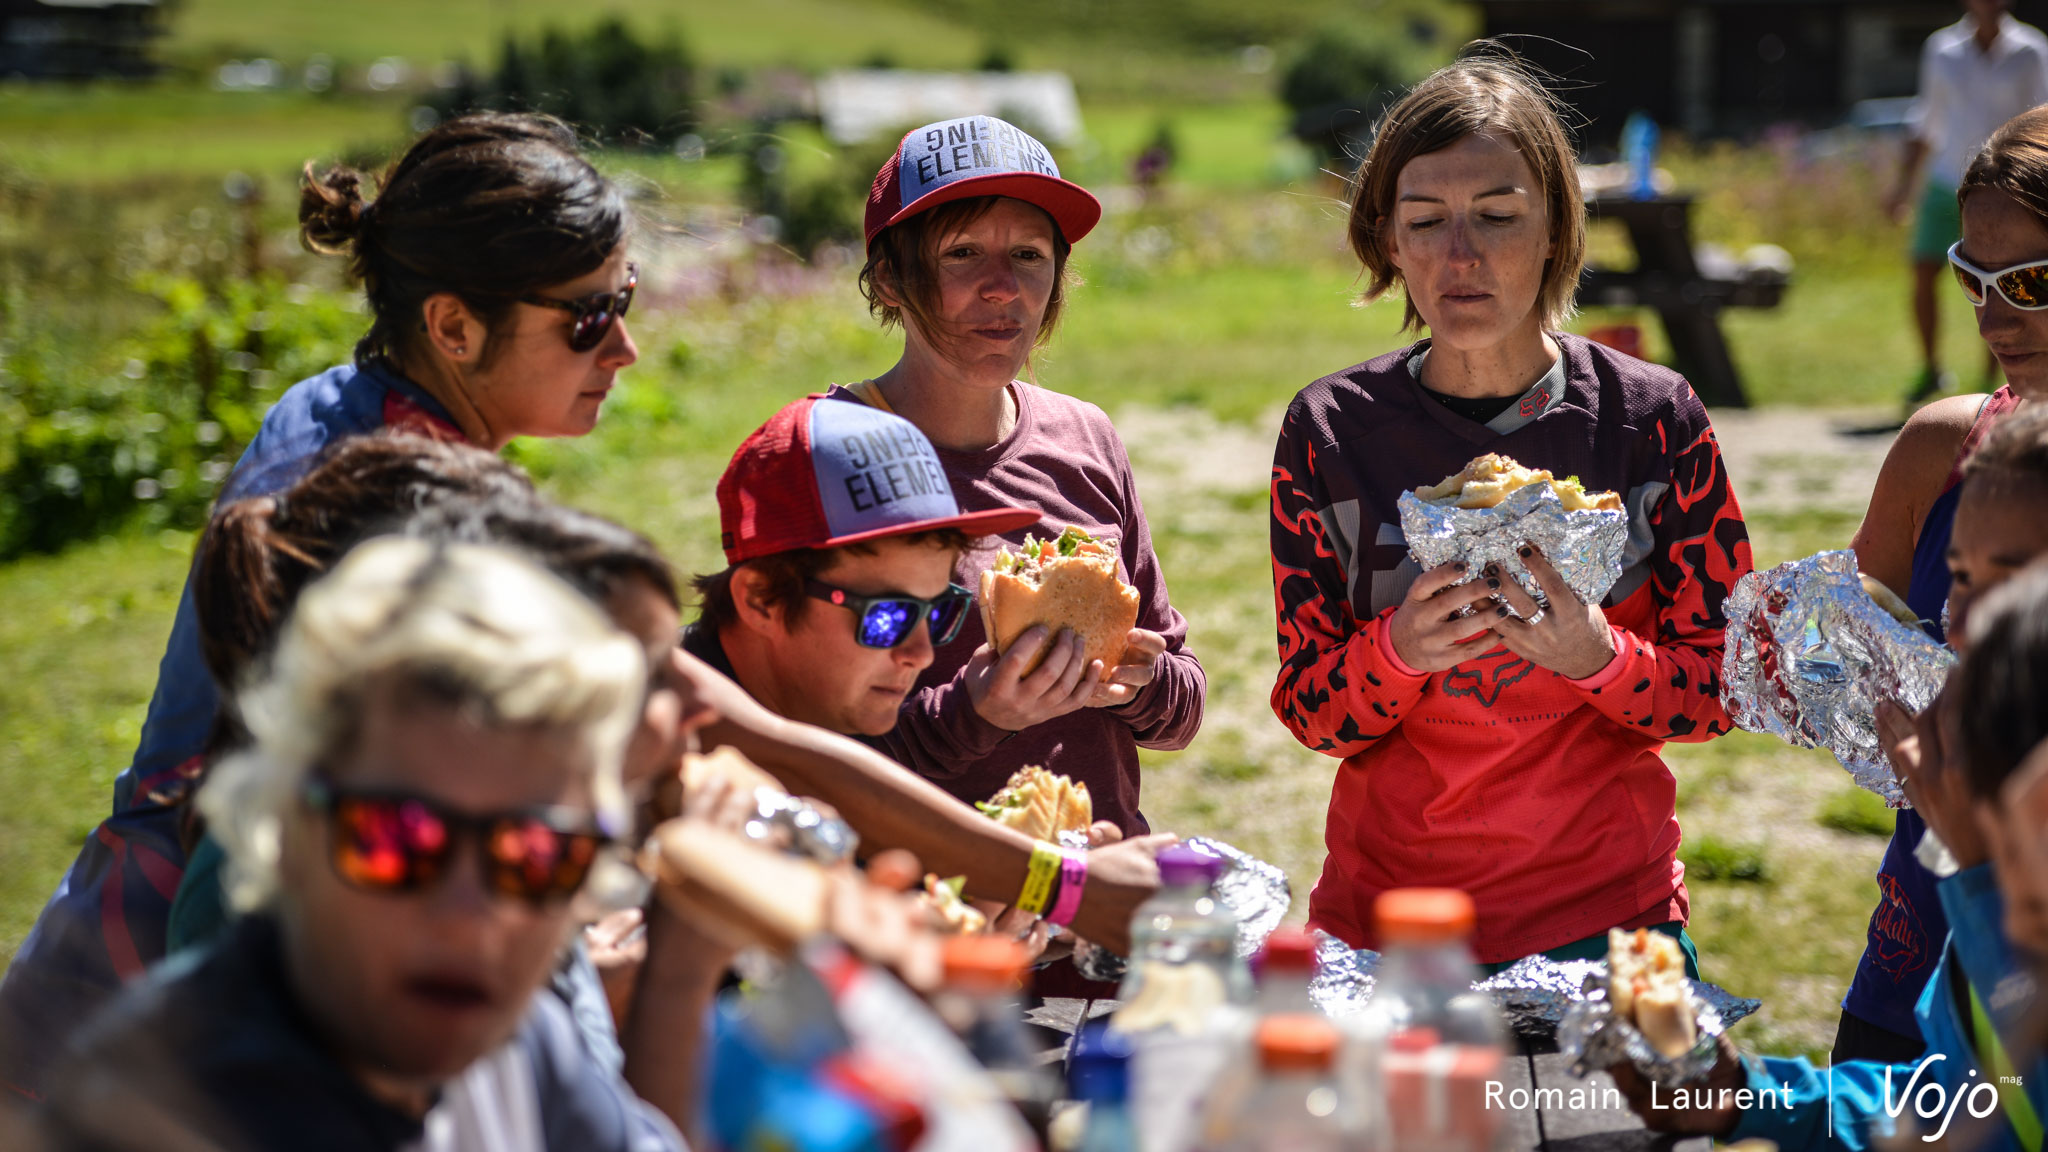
[{"left": 981, "top": 527, "right": 1142, "bottom": 681}]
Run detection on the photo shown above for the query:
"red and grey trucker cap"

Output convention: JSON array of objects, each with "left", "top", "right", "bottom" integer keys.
[
  {"left": 717, "top": 396, "right": 1041, "bottom": 564},
  {"left": 864, "top": 115, "right": 1102, "bottom": 247}
]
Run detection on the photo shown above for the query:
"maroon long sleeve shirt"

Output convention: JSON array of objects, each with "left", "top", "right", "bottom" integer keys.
[{"left": 826, "top": 381, "right": 1205, "bottom": 835}]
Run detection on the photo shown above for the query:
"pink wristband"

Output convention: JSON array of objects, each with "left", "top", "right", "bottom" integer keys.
[{"left": 1047, "top": 850, "right": 1088, "bottom": 927}]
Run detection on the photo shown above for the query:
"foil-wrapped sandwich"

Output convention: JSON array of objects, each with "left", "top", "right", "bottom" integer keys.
[
  {"left": 1607, "top": 928, "right": 1695, "bottom": 1057},
  {"left": 1556, "top": 929, "right": 1754, "bottom": 1086},
  {"left": 1397, "top": 453, "right": 1629, "bottom": 611},
  {"left": 1720, "top": 550, "right": 1957, "bottom": 805}
]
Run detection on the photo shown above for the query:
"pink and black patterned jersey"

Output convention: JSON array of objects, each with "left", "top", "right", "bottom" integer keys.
[{"left": 1268, "top": 334, "right": 1753, "bottom": 961}]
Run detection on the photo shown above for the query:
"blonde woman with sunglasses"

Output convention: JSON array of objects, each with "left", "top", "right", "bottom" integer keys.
[
  {"left": 1836, "top": 105, "right": 2048, "bottom": 1064},
  {"left": 33, "top": 539, "right": 693, "bottom": 1150}
]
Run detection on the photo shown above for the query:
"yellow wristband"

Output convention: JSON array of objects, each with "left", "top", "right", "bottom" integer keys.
[{"left": 1016, "top": 840, "right": 1062, "bottom": 916}]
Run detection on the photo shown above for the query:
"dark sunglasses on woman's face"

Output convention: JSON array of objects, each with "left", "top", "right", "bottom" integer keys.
[
  {"left": 1948, "top": 242, "right": 2048, "bottom": 311},
  {"left": 520, "top": 263, "right": 638, "bottom": 352},
  {"left": 302, "top": 777, "right": 614, "bottom": 905},
  {"left": 804, "top": 579, "right": 975, "bottom": 649}
]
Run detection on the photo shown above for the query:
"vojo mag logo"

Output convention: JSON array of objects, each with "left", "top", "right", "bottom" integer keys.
[{"left": 1877, "top": 1054, "right": 2017, "bottom": 1143}]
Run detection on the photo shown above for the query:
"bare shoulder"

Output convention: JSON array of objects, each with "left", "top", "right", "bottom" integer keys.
[{"left": 1882, "top": 393, "right": 1989, "bottom": 486}]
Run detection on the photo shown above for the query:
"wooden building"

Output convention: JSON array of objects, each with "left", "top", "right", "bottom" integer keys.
[
  {"left": 1, "top": 0, "right": 163, "bottom": 80},
  {"left": 1479, "top": 0, "right": 2048, "bottom": 144}
]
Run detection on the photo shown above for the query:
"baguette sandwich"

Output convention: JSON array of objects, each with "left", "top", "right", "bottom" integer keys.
[
  {"left": 1416, "top": 452, "right": 1622, "bottom": 513},
  {"left": 1860, "top": 574, "right": 1920, "bottom": 627},
  {"left": 1607, "top": 927, "right": 1698, "bottom": 1057},
  {"left": 975, "top": 765, "right": 1093, "bottom": 844},
  {"left": 981, "top": 526, "right": 1141, "bottom": 681},
  {"left": 646, "top": 821, "right": 829, "bottom": 952}
]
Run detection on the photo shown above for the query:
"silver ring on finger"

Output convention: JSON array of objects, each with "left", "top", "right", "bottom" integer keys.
[{"left": 1525, "top": 607, "right": 1547, "bottom": 626}]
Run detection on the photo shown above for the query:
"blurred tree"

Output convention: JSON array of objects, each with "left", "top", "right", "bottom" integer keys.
[
  {"left": 1280, "top": 24, "right": 1422, "bottom": 164},
  {"left": 431, "top": 18, "right": 696, "bottom": 147}
]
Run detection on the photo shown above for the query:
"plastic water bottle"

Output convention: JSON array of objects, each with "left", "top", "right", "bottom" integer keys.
[
  {"left": 1207, "top": 925, "right": 1368, "bottom": 1151},
  {"left": 1070, "top": 1024, "right": 1139, "bottom": 1152},
  {"left": 1253, "top": 926, "right": 1320, "bottom": 1016},
  {"left": 931, "top": 935, "right": 1059, "bottom": 1140},
  {"left": 1621, "top": 111, "right": 1659, "bottom": 200},
  {"left": 1199, "top": 1013, "right": 1362, "bottom": 1151},
  {"left": 1116, "top": 843, "right": 1251, "bottom": 1016},
  {"left": 1115, "top": 844, "right": 1252, "bottom": 1152},
  {"left": 1358, "top": 889, "right": 1506, "bottom": 1152}
]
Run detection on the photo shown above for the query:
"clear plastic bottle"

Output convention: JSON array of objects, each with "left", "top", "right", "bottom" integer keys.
[
  {"left": 1115, "top": 845, "right": 1252, "bottom": 1152},
  {"left": 1070, "top": 1024, "right": 1138, "bottom": 1152},
  {"left": 1116, "top": 843, "right": 1251, "bottom": 1019},
  {"left": 1200, "top": 1013, "right": 1360, "bottom": 1152},
  {"left": 1358, "top": 889, "right": 1506, "bottom": 1152},
  {"left": 932, "top": 935, "right": 1059, "bottom": 1141},
  {"left": 1252, "top": 926, "right": 1320, "bottom": 1017}
]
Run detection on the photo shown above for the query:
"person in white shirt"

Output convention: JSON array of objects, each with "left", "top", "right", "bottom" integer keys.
[{"left": 1886, "top": 0, "right": 2048, "bottom": 408}]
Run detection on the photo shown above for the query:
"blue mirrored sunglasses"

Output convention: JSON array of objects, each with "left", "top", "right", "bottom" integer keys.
[{"left": 804, "top": 580, "right": 974, "bottom": 648}]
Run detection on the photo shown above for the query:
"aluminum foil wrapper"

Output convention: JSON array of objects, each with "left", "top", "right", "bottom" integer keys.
[
  {"left": 1721, "top": 550, "right": 1957, "bottom": 806},
  {"left": 1066, "top": 837, "right": 1291, "bottom": 986},
  {"left": 744, "top": 789, "right": 858, "bottom": 866},
  {"left": 1302, "top": 947, "right": 1759, "bottom": 1046},
  {"left": 1308, "top": 934, "right": 1380, "bottom": 1019},
  {"left": 1557, "top": 970, "right": 1760, "bottom": 1087},
  {"left": 1396, "top": 482, "right": 1628, "bottom": 611},
  {"left": 1474, "top": 956, "right": 1607, "bottom": 1040},
  {"left": 1185, "top": 837, "right": 1292, "bottom": 959}
]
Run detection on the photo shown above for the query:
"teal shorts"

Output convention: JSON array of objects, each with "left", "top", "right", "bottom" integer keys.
[
  {"left": 1479, "top": 921, "right": 1701, "bottom": 980},
  {"left": 1912, "top": 179, "right": 1963, "bottom": 264}
]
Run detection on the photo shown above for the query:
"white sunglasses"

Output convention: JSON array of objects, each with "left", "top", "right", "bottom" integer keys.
[{"left": 1948, "top": 241, "right": 2048, "bottom": 310}]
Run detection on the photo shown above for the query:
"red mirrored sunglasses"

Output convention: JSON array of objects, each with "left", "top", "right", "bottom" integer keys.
[{"left": 303, "top": 778, "right": 615, "bottom": 905}]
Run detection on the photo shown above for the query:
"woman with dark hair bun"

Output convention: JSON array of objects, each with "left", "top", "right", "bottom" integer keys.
[{"left": 0, "top": 114, "right": 640, "bottom": 1099}]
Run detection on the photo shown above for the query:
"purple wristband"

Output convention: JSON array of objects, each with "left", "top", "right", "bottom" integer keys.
[{"left": 1047, "top": 850, "right": 1088, "bottom": 927}]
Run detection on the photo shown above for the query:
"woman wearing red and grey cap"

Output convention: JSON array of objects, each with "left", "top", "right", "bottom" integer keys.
[{"left": 828, "top": 115, "right": 1206, "bottom": 843}]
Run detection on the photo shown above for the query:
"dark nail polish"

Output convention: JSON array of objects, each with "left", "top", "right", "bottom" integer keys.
[
  {"left": 1519, "top": 546, "right": 1533, "bottom": 558},
  {"left": 1486, "top": 577, "right": 1500, "bottom": 590},
  {"left": 1496, "top": 605, "right": 1510, "bottom": 617},
  {"left": 1452, "top": 560, "right": 1468, "bottom": 572}
]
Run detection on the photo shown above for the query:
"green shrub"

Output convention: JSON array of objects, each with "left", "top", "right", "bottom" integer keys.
[
  {"left": 0, "top": 274, "right": 361, "bottom": 557},
  {"left": 1817, "top": 786, "right": 1897, "bottom": 839},
  {"left": 1680, "top": 835, "right": 1772, "bottom": 883}
]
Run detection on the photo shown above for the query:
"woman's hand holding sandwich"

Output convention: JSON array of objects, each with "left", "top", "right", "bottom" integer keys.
[
  {"left": 1086, "top": 627, "right": 1168, "bottom": 708},
  {"left": 963, "top": 624, "right": 1102, "bottom": 730}
]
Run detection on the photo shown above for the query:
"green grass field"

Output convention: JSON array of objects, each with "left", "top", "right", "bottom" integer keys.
[{"left": 0, "top": 1, "right": 1976, "bottom": 1064}]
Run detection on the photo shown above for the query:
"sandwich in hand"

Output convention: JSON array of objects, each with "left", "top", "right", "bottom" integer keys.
[
  {"left": 1608, "top": 927, "right": 1698, "bottom": 1057},
  {"left": 647, "top": 822, "right": 829, "bottom": 952},
  {"left": 1860, "top": 574, "right": 1921, "bottom": 627},
  {"left": 918, "top": 874, "right": 989, "bottom": 935},
  {"left": 982, "top": 526, "right": 1142, "bottom": 681},
  {"left": 976, "top": 765, "right": 1093, "bottom": 844},
  {"left": 1416, "top": 453, "right": 1622, "bottom": 513}
]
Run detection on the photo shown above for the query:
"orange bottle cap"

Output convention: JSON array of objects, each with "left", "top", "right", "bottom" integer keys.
[
  {"left": 941, "top": 934, "right": 1029, "bottom": 990},
  {"left": 1256, "top": 1013, "right": 1340, "bottom": 1071},
  {"left": 1375, "top": 888, "right": 1476, "bottom": 944}
]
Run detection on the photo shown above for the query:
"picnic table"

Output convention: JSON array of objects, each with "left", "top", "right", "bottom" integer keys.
[
  {"left": 1499, "top": 1037, "right": 1713, "bottom": 1152},
  {"left": 1577, "top": 192, "right": 1791, "bottom": 410}
]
